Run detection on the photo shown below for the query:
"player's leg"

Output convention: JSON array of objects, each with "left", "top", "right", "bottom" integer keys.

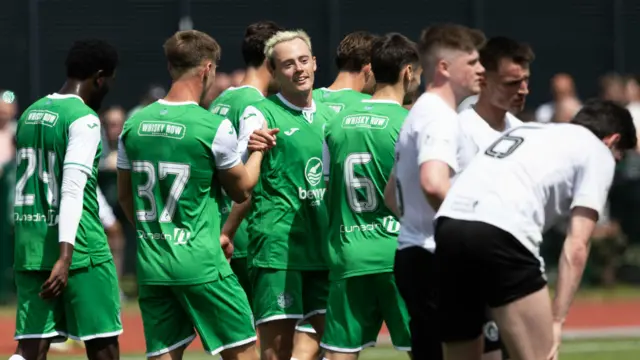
[
  {"left": 174, "top": 273, "right": 258, "bottom": 360},
  {"left": 434, "top": 218, "right": 490, "bottom": 360},
  {"left": 294, "top": 270, "right": 329, "bottom": 360},
  {"left": 293, "top": 324, "right": 320, "bottom": 360},
  {"left": 138, "top": 284, "right": 195, "bottom": 360},
  {"left": 63, "top": 260, "right": 122, "bottom": 360},
  {"left": 13, "top": 271, "right": 66, "bottom": 360},
  {"left": 394, "top": 247, "right": 441, "bottom": 360},
  {"left": 253, "top": 267, "right": 304, "bottom": 360},
  {"left": 484, "top": 225, "right": 551, "bottom": 360},
  {"left": 480, "top": 317, "right": 503, "bottom": 360},
  {"left": 378, "top": 273, "right": 412, "bottom": 357},
  {"left": 321, "top": 275, "right": 382, "bottom": 360}
]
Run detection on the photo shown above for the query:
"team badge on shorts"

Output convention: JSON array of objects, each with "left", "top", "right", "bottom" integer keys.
[
  {"left": 277, "top": 292, "right": 293, "bottom": 309},
  {"left": 483, "top": 321, "right": 499, "bottom": 342}
]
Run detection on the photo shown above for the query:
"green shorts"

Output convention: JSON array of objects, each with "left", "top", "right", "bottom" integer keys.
[
  {"left": 321, "top": 273, "right": 411, "bottom": 352},
  {"left": 251, "top": 268, "right": 328, "bottom": 326},
  {"left": 14, "top": 259, "right": 122, "bottom": 342},
  {"left": 138, "top": 273, "right": 256, "bottom": 357},
  {"left": 230, "top": 257, "right": 252, "bottom": 307}
]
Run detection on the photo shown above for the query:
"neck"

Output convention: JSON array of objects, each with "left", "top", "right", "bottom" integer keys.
[
  {"left": 281, "top": 89, "right": 313, "bottom": 108},
  {"left": 164, "top": 78, "right": 202, "bottom": 104},
  {"left": 474, "top": 94, "right": 508, "bottom": 131},
  {"left": 240, "top": 67, "right": 270, "bottom": 96},
  {"left": 426, "top": 81, "right": 457, "bottom": 110},
  {"left": 371, "top": 83, "right": 405, "bottom": 104},
  {"left": 328, "top": 71, "right": 363, "bottom": 92},
  {"left": 58, "top": 80, "right": 88, "bottom": 102}
]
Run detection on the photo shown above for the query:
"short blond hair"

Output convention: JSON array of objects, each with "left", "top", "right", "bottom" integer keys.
[
  {"left": 264, "top": 30, "right": 312, "bottom": 67},
  {"left": 163, "top": 30, "right": 221, "bottom": 79}
]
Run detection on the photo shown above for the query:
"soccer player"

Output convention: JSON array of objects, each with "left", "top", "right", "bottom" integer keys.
[
  {"left": 312, "top": 31, "right": 377, "bottom": 113},
  {"left": 433, "top": 99, "right": 637, "bottom": 360},
  {"left": 210, "top": 19, "right": 283, "bottom": 307},
  {"left": 237, "top": 30, "right": 335, "bottom": 360},
  {"left": 117, "top": 30, "right": 273, "bottom": 360},
  {"left": 321, "top": 32, "right": 421, "bottom": 359},
  {"left": 12, "top": 39, "right": 121, "bottom": 360},
  {"left": 459, "top": 36, "right": 534, "bottom": 152},
  {"left": 384, "top": 23, "right": 490, "bottom": 360}
]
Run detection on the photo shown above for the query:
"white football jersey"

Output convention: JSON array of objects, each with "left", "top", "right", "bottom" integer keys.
[
  {"left": 436, "top": 123, "right": 616, "bottom": 262},
  {"left": 394, "top": 93, "right": 475, "bottom": 252},
  {"left": 459, "top": 108, "right": 524, "bottom": 154}
]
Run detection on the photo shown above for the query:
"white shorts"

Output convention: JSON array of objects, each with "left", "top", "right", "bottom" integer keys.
[{"left": 97, "top": 187, "right": 117, "bottom": 228}]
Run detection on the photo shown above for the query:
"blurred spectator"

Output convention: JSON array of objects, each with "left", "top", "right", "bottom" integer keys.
[
  {"left": 625, "top": 75, "right": 640, "bottom": 140},
  {"left": 127, "top": 84, "right": 167, "bottom": 119},
  {"left": 230, "top": 69, "right": 246, "bottom": 87},
  {"left": 0, "top": 90, "right": 18, "bottom": 169},
  {"left": 599, "top": 72, "right": 627, "bottom": 105},
  {"left": 552, "top": 96, "right": 581, "bottom": 123},
  {"left": 535, "top": 73, "right": 580, "bottom": 123},
  {"left": 212, "top": 71, "right": 231, "bottom": 101},
  {"left": 100, "top": 105, "right": 126, "bottom": 171}
]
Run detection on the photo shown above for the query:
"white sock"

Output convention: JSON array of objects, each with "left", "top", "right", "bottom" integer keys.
[{"left": 9, "top": 355, "right": 27, "bottom": 360}]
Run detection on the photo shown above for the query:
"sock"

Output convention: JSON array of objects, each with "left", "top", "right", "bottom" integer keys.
[{"left": 9, "top": 355, "right": 27, "bottom": 360}]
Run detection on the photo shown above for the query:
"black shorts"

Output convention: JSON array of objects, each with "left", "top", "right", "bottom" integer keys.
[
  {"left": 434, "top": 217, "right": 547, "bottom": 344},
  {"left": 394, "top": 246, "right": 502, "bottom": 358}
]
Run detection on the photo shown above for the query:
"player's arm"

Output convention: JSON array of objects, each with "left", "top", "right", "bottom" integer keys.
[
  {"left": 215, "top": 117, "right": 269, "bottom": 203},
  {"left": 42, "top": 114, "right": 102, "bottom": 299},
  {"left": 417, "top": 119, "right": 459, "bottom": 211},
  {"left": 116, "top": 136, "right": 135, "bottom": 225},
  {"left": 384, "top": 166, "right": 400, "bottom": 218},
  {"left": 322, "top": 132, "right": 330, "bottom": 185},
  {"left": 553, "top": 150, "right": 616, "bottom": 327},
  {"left": 220, "top": 106, "right": 275, "bottom": 238}
]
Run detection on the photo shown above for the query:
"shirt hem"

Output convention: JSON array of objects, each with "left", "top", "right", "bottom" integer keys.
[
  {"left": 137, "top": 276, "right": 221, "bottom": 286},
  {"left": 329, "top": 268, "right": 393, "bottom": 281}
]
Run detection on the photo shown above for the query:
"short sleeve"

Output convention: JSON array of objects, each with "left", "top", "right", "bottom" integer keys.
[
  {"left": 322, "top": 139, "right": 330, "bottom": 180},
  {"left": 571, "top": 146, "right": 616, "bottom": 218},
  {"left": 211, "top": 119, "right": 242, "bottom": 170},
  {"left": 63, "top": 114, "right": 102, "bottom": 175},
  {"left": 416, "top": 117, "right": 460, "bottom": 172},
  {"left": 116, "top": 136, "right": 131, "bottom": 170},
  {"left": 238, "top": 105, "right": 267, "bottom": 161}
]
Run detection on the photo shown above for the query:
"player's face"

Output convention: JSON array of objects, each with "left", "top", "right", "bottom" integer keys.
[
  {"left": 403, "top": 63, "right": 423, "bottom": 105},
  {"left": 89, "top": 71, "right": 116, "bottom": 111},
  {"left": 484, "top": 58, "right": 530, "bottom": 113},
  {"left": 271, "top": 38, "right": 316, "bottom": 95},
  {"left": 448, "top": 50, "right": 484, "bottom": 99},
  {"left": 604, "top": 133, "right": 624, "bottom": 161}
]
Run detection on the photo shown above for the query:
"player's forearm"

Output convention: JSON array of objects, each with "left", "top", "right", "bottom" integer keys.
[
  {"left": 119, "top": 195, "right": 135, "bottom": 226},
  {"left": 553, "top": 238, "right": 590, "bottom": 324},
  {"left": 243, "top": 150, "right": 264, "bottom": 190},
  {"left": 423, "top": 183, "right": 449, "bottom": 211},
  {"left": 221, "top": 198, "right": 252, "bottom": 239},
  {"left": 384, "top": 176, "right": 400, "bottom": 217},
  {"left": 420, "top": 161, "right": 451, "bottom": 211}
]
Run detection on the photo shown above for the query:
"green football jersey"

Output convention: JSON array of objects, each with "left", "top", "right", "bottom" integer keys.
[
  {"left": 240, "top": 94, "right": 333, "bottom": 270},
  {"left": 13, "top": 93, "right": 110, "bottom": 271},
  {"left": 209, "top": 85, "right": 264, "bottom": 259},
  {"left": 312, "top": 87, "right": 371, "bottom": 113},
  {"left": 324, "top": 99, "right": 406, "bottom": 280},
  {"left": 118, "top": 100, "right": 235, "bottom": 285}
]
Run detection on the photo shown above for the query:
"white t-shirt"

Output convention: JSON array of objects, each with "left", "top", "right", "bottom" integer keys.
[
  {"left": 436, "top": 123, "right": 615, "bottom": 263},
  {"left": 458, "top": 108, "right": 524, "bottom": 154},
  {"left": 394, "top": 92, "right": 475, "bottom": 252}
]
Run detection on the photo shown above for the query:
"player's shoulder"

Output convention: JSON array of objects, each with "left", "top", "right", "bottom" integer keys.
[
  {"left": 407, "top": 92, "right": 457, "bottom": 124},
  {"left": 312, "top": 87, "right": 325, "bottom": 100}
]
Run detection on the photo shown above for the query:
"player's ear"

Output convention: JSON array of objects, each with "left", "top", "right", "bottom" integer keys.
[
  {"left": 94, "top": 70, "right": 105, "bottom": 88},
  {"left": 437, "top": 59, "right": 450, "bottom": 79},
  {"left": 312, "top": 56, "right": 317, "bottom": 72},
  {"left": 604, "top": 133, "right": 621, "bottom": 149}
]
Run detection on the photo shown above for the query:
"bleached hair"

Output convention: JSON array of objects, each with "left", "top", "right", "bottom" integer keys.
[{"left": 264, "top": 30, "right": 312, "bottom": 63}]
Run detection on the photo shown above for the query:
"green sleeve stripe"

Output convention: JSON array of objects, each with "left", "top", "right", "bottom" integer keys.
[{"left": 63, "top": 162, "right": 93, "bottom": 171}]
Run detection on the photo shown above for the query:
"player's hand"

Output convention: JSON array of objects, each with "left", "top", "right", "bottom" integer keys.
[
  {"left": 40, "top": 258, "right": 71, "bottom": 299},
  {"left": 220, "top": 233, "right": 234, "bottom": 262},
  {"left": 248, "top": 128, "right": 280, "bottom": 152},
  {"left": 547, "top": 321, "right": 563, "bottom": 360}
]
